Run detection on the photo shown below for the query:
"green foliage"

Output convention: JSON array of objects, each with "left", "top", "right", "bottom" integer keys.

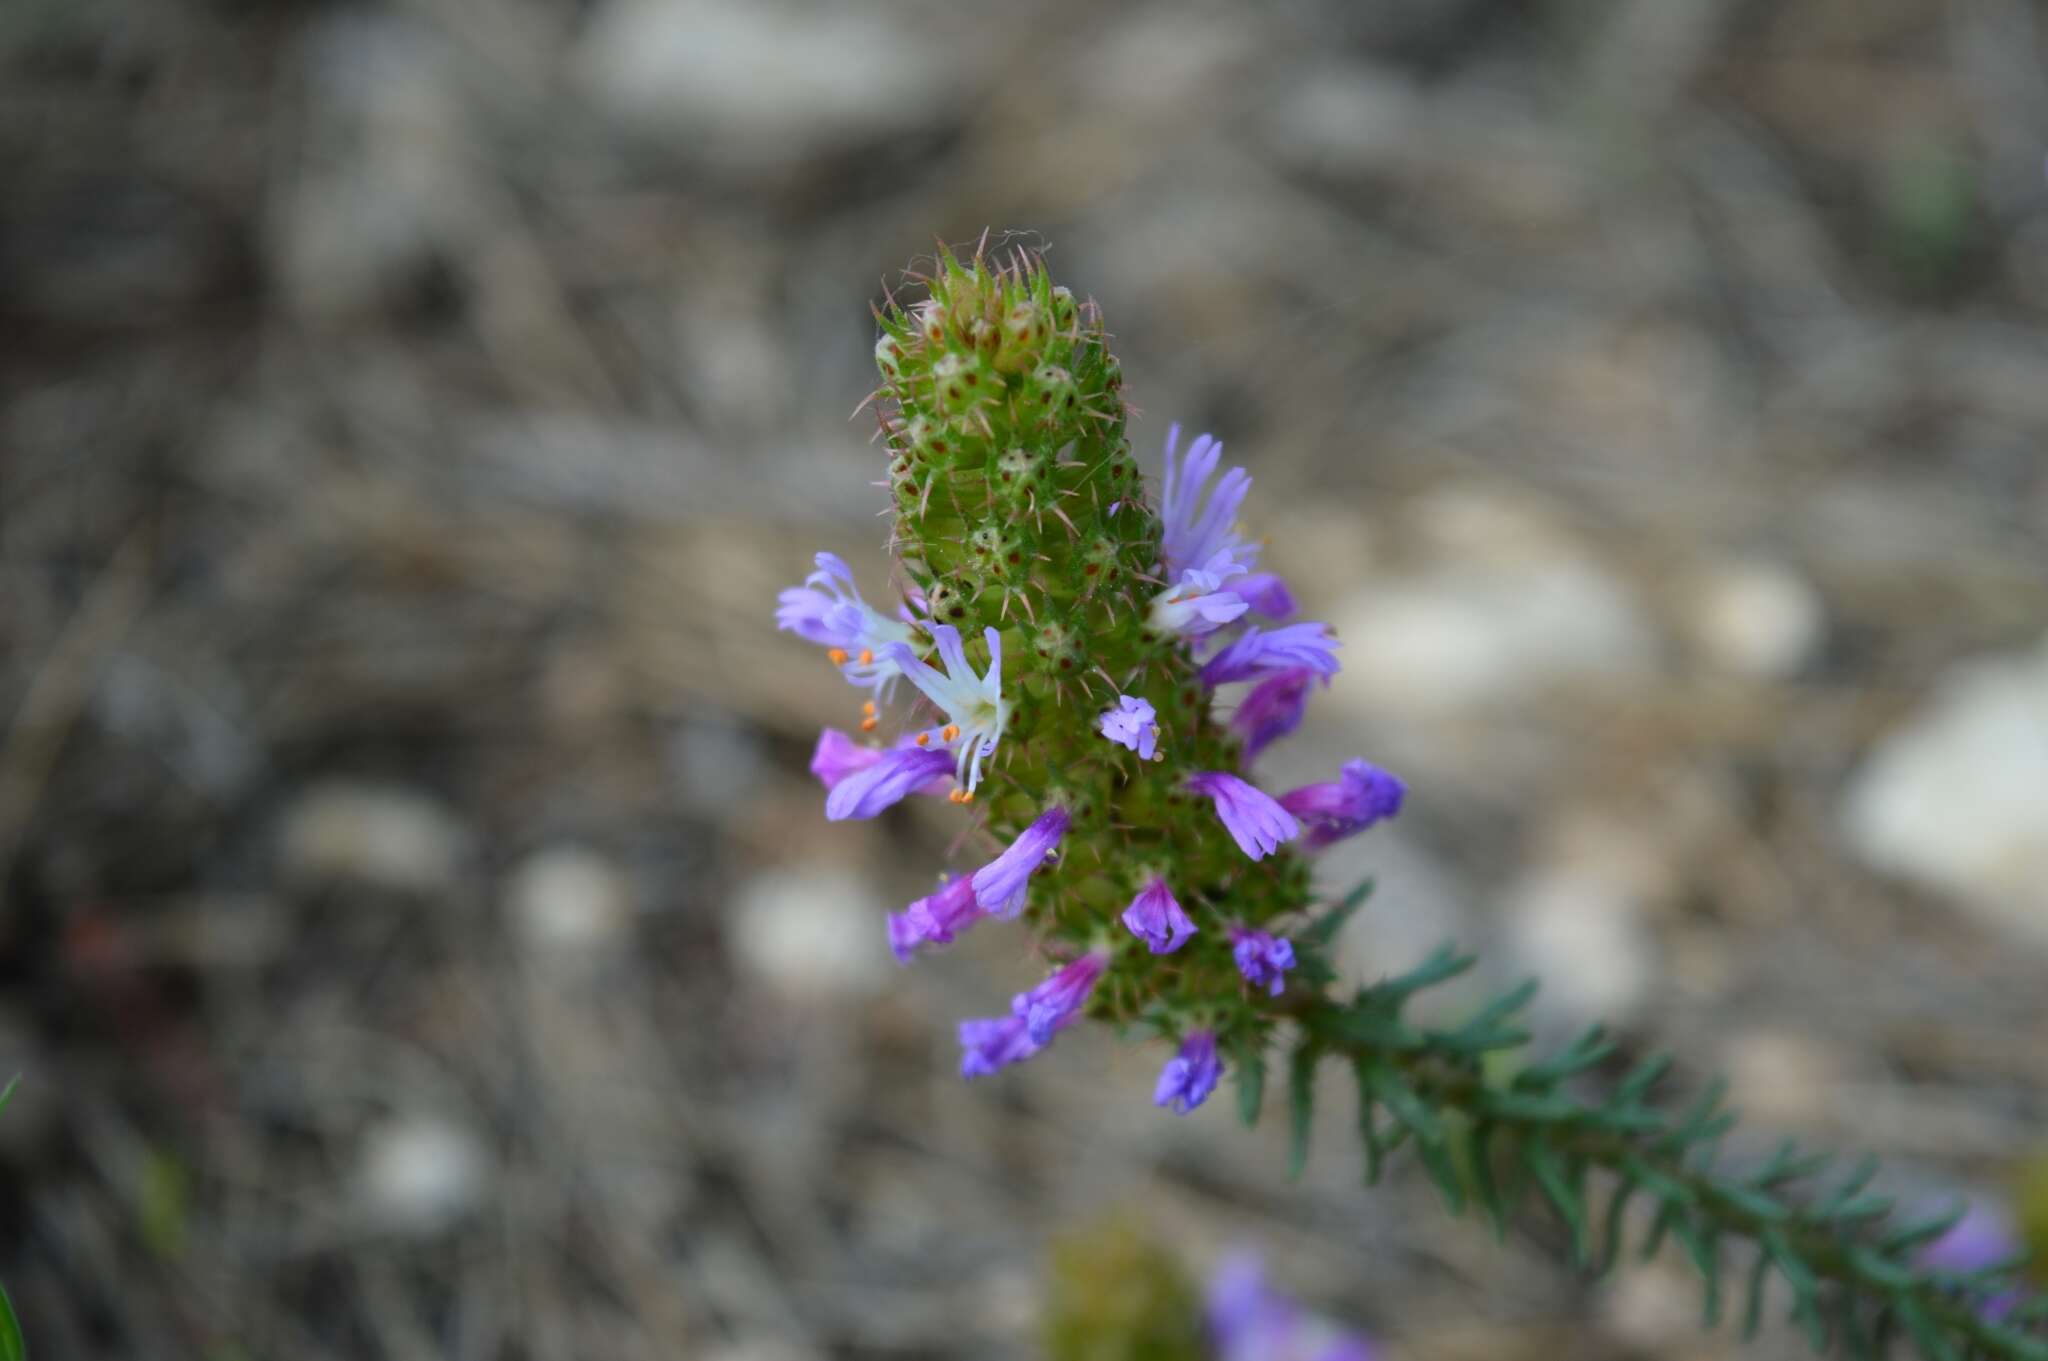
[
  {"left": 1043, "top": 1218, "right": 1208, "bottom": 1361},
  {"left": 1268, "top": 942, "right": 2048, "bottom": 1361}
]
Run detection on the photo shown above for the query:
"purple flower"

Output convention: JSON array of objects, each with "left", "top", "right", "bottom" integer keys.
[
  {"left": 1279, "top": 759, "right": 1406, "bottom": 849},
  {"left": 1230, "top": 928, "right": 1296, "bottom": 996},
  {"left": 1200, "top": 623, "right": 1340, "bottom": 688},
  {"left": 1154, "top": 1030, "right": 1222, "bottom": 1114},
  {"left": 1014, "top": 951, "right": 1108, "bottom": 1044},
  {"left": 1188, "top": 772, "right": 1300, "bottom": 860},
  {"left": 1230, "top": 669, "right": 1318, "bottom": 763},
  {"left": 1149, "top": 567, "right": 1250, "bottom": 638},
  {"left": 1099, "top": 695, "right": 1161, "bottom": 759},
  {"left": 1121, "top": 877, "right": 1197, "bottom": 954},
  {"left": 958, "top": 1015, "right": 1042, "bottom": 1078},
  {"left": 1234, "top": 572, "right": 1296, "bottom": 619},
  {"left": 884, "top": 623, "right": 1008, "bottom": 792},
  {"left": 886, "top": 875, "right": 988, "bottom": 961},
  {"left": 776, "top": 552, "right": 918, "bottom": 692},
  {"left": 1159, "top": 425, "right": 1259, "bottom": 581},
  {"left": 1917, "top": 1201, "right": 2026, "bottom": 1320},
  {"left": 969, "top": 806, "right": 1071, "bottom": 917},
  {"left": 1208, "top": 1253, "right": 1377, "bottom": 1361},
  {"left": 822, "top": 742, "right": 957, "bottom": 821}
]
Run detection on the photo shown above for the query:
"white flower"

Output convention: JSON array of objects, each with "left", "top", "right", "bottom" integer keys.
[{"left": 884, "top": 624, "right": 1009, "bottom": 793}]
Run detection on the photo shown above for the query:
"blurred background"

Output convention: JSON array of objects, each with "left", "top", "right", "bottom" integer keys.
[{"left": 3, "top": 0, "right": 2047, "bottom": 1357}]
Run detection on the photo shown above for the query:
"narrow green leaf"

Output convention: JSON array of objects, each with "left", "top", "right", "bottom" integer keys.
[
  {"left": 1597, "top": 1179, "right": 1635, "bottom": 1278},
  {"left": 1741, "top": 1248, "right": 1772, "bottom": 1340},
  {"left": 1895, "top": 1298, "right": 1959, "bottom": 1361},
  {"left": 1302, "top": 881, "right": 1372, "bottom": 949},
  {"left": 1355, "top": 1074, "right": 1382, "bottom": 1186},
  {"left": 1361, "top": 1063, "right": 1442, "bottom": 1146},
  {"left": 1523, "top": 1139, "right": 1587, "bottom": 1265},
  {"left": 1235, "top": 1041, "right": 1265, "bottom": 1129},
  {"left": 1470, "top": 1121, "right": 1506, "bottom": 1240},
  {"left": 1375, "top": 943, "right": 1475, "bottom": 1003},
  {"left": 1286, "top": 1044, "right": 1318, "bottom": 1180},
  {"left": 1668, "top": 1215, "right": 1720, "bottom": 1327},
  {"left": 1880, "top": 1201, "right": 1968, "bottom": 1255},
  {"left": 0, "top": 1278, "right": 24, "bottom": 1361},
  {"left": 1619, "top": 1152, "right": 1696, "bottom": 1208},
  {"left": 0, "top": 1076, "right": 17, "bottom": 1118},
  {"left": 1816, "top": 1153, "right": 1881, "bottom": 1216},
  {"left": 1617, "top": 1052, "right": 1673, "bottom": 1103}
]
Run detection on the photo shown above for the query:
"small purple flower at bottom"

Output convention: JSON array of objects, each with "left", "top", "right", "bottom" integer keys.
[
  {"left": 970, "top": 806, "right": 1071, "bottom": 917},
  {"left": 1233, "top": 572, "right": 1296, "bottom": 619},
  {"left": 886, "top": 875, "right": 988, "bottom": 961},
  {"left": 1121, "top": 877, "right": 1197, "bottom": 954},
  {"left": 1916, "top": 1201, "right": 2026, "bottom": 1320},
  {"left": 1200, "top": 623, "right": 1340, "bottom": 687},
  {"left": 1279, "top": 759, "right": 1407, "bottom": 849},
  {"left": 1014, "top": 951, "right": 1108, "bottom": 1045},
  {"left": 1154, "top": 1030, "right": 1222, "bottom": 1114},
  {"left": 958, "top": 1016, "right": 1041, "bottom": 1078},
  {"left": 1231, "top": 669, "right": 1318, "bottom": 763},
  {"left": 1099, "top": 694, "right": 1160, "bottom": 760},
  {"left": 1208, "top": 1252, "right": 1377, "bottom": 1361},
  {"left": 1188, "top": 771, "right": 1300, "bottom": 860},
  {"left": 822, "top": 741, "right": 957, "bottom": 821},
  {"left": 1231, "top": 928, "right": 1296, "bottom": 997}
]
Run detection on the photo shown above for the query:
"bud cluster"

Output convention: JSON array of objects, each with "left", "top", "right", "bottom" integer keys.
[{"left": 778, "top": 247, "right": 1402, "bottom": 1111}]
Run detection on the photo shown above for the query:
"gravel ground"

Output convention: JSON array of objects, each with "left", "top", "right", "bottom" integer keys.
[{"left": 3, "top": 1, "right": 2046, "bottom": 1358}]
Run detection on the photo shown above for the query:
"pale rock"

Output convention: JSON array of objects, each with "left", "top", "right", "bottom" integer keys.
[
  {"left": 280, "top": 781, "right": 464, "bottom": 895},
  {"left": 1500, "top": 867, "right": 1659, "bottom": 1028},
  {"left": 1685, "top": 558, "right": 1825, "bottom": 678},
  {"left": 507, "top": 847, "right": 631, "bottom": 960},
  {"left": 359, "top": 1115, "right": 490, "bottom": 1234},
  {"left": 1841, "top": 637, "right": 2048, "bottom": 945},
  {"left": 275, "top": 14, "right": 481, "bottom": 319},
  {"left": 728, "top": 867, "right": 889, "bottom": 1001},
  {"left": 1603, "top": 1259, "right": 1705, "bottom": 1352},
  {"left": 1332, "top": 493, "right": 1656, "bottom": 714},
  {"left": 575, "top": 0, "right": 952, "bottom": 171}
]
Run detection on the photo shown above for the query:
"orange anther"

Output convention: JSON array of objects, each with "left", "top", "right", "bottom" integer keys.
[
  {"left": 860, "top": 717, "right": 878, "bottom": 732},
  {"left": 862, "top": 700, "right": 877, "bottom": 715},
  {"left": 914, "top": 732, "right": 930, "bottom": 746},
  {"left": 947, "top": 788, "right": 965, "bottom": 803},
  {"left": 960, "top": 789, "right": 975, "bottom": 803},
  {"left": 859, "top": 648, "right": 874, "bottom": 665},
  {"left": 827, "top": 648, "right": 849, "bottom": 665},
  {"left": 942, "top": 723, "right": 960, "bottom": 742}
]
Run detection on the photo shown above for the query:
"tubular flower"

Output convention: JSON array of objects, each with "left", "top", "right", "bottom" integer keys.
[
  {"left": 884, "top": 623, "right": 1009, "bottom": 793},
  {"left": 1154, "top": 1030, "right": 1222, "bottom": 1114},
  {"left": 823, "top": 743, "right": 958, "bottom": 821},
  {"left": 1159, "top": 425, "right": 1258, "bottom": 581},
  {"left": 1148, "top": 573, "right": 1251, "bottom": 638},
  {"left": 1207, "top": 1253, "right": 1378, "bottom": 1361},
  {"left": 1200, "top": 623, "right": 1341, "bottom": 688},
  {"left": 958, "top": 1016, "right": 1041, "bottom": 1078},
  {"left": 1188, "top": 772, "right": 1300, "bottom": 861},
  {"left": 810, "top": 729, "right": 953, "bottom": 797},
  {"left": 1099, "top": 694, "right": 1161, "bottom": 759},
  {"left": 776, "top": 552, "right": 919, "bottom": 692},
  {"left": 1120, "top": 877, "right": 1196, "bottom": 954},
  {"left": 1014, "top": 952, "right": 1109, "bottom": 1045},
  {"left": 1278, "top": 759, "right": 1407, "bottom": 849},
  {"left": 886, "top": 875, "right": 988, "bottom": 961},
  {"left": 1232, "top": 571, "right": 1296, "bottom": 620},
  {"left": 1230, "top": 669, "right": 1318, "bottom": 763},
  {"left": 969, "top": 806, "right": 1071, "bottom": 917},
  {"left": 1230, "top": 928, "right": 1296, "bottom": 997}
]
